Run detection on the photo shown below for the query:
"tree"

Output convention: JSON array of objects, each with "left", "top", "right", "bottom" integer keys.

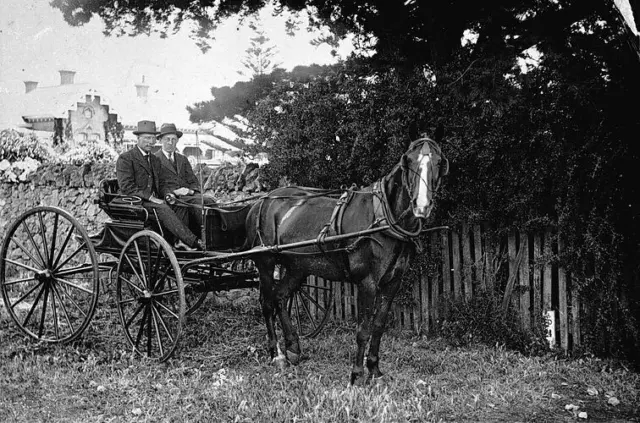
[
  {"left": 51, "top": 1, "right": 631, "bottom": 75},
  {"left": 239, "top": 25, "right": 283, "bottom": 77},
  {"left": 187, "top": 64, "right": 329, "bottom": 125}
]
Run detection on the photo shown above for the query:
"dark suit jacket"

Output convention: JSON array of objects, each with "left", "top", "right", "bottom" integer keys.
[
  {"left": 155, "top": 150, "right": 201, "bottom": 194},
  {"left": 116, "top": 147, "right": 165, "bottom": 200}
]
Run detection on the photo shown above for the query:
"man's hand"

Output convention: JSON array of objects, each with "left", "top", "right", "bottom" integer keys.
[
  {"left": 173, "top": 187, "right": 191, "bottom": 196},
  {"left": 149, "top": 195, "right": 164, "bottom": 204}
]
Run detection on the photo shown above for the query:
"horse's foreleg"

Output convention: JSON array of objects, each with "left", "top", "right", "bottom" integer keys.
[
  {"left": 366, "top": 282, "right": 403, "bottom": 382},
  {"left": 350, "top": 280, "right": 376, "bottom": 385},
  {"left": 274, "top": 269, "right": 304, "bottom": 365}
]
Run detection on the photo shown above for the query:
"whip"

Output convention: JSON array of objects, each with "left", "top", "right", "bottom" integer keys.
[{"left": 196, "top": 129, "right": 205, "bottom": 245}]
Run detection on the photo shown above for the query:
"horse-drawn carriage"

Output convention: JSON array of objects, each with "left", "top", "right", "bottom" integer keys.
[
  {"left": 0, "top": 178, "right": 334, "bottom": 361},
  {"left": 1, "top": 137, "right": 447, "bottom": 382}
]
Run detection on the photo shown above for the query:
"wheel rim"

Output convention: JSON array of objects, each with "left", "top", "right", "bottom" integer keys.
[
  {"left": 288, "top": 278, "right": 334, "bottom": 338},
  {"left": 116, "top": 231, "right": 185, "bottom": 361},
  {"left": 0, "top": 206, "right": 99, "bottom": 343}
]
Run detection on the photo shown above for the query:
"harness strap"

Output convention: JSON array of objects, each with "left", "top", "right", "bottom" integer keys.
[
  {"left": 316, "top": 190, "right": 350, "bottom": 245},
  {"left": 372, "top": 181, "right": 416, "bottom": 242},
  {"left": 315, "top": 186, "right": 356, "bottom": 282}
]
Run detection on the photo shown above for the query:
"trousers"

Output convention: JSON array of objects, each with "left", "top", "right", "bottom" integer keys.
[
  {"left": 143, "top": 201, "right": 198, "bottom": 247},
  {"left": 172, "top": 194, "right": 217, "bottom": 239}
]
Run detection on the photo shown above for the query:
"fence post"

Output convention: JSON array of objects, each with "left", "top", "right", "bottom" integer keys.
[
  {"left": 532, "top": 233, "right": 542, "bottom": 328},
  {"left": 431, "top": 232, "right": 440, "bottom": 329},
  {"left": 452, "top": 229, "right": 462, "bottom": 300},
  {"left": 474, "top": 224, "right": 484, "bottom": 291},
  {"left": 519, "top": 231, "right": 530, "bottom": 329},
  {"left": 508, "top": 231, "right": 519, "bottom": 312},
  {"left": 571, "top": 277, "right": 581, "bottom": 349},
  {"left": 484, "top": 224, "right": 495, "bottom": 294},
  {"left": 420, "top": 262, "right": 430, "bottom": 332},
  {"left": 558, "top": 234, "right": 569, "bottom": 352},
  {"left": 442, "top": 231, "right": 451, "bottom": 305},
  {"left": 462, "top": 223, "right": 473, "bottom": 301}
]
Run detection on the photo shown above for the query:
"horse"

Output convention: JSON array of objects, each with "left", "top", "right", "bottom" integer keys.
[{"left": 244, "top": 137, "right": 449, "bottom": 384}]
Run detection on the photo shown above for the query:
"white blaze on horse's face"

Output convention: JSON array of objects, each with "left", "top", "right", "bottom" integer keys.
[{"left": 414, "top": 143, "right": 433, "bottom": 218}]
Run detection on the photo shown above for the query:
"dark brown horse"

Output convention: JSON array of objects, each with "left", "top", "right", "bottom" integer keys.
[{"left": 245, "top": 137, "right": 448, "bottom": 384}]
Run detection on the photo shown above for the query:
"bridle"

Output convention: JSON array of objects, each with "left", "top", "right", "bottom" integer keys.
[{"left": 374, "top": 138, "right": 446, "bottom": 239}]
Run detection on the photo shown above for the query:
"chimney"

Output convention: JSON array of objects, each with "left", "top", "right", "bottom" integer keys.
[
  {"left": 59, "top": 70, "right": 76, "bottom": 85},
  {"left": 24, "top": 81, "right": 38, "bottom": 93},
  {"left": 135, "top": 75, "right": 149, "bottom": 99}
]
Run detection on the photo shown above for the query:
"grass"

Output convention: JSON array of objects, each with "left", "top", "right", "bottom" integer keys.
[{"left": 1, "top": 289, "right": 639, "bottom": 423}]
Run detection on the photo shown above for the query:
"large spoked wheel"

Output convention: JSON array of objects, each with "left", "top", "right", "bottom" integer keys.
[
  {"left": 0, "top": 206, "right": 100, "bottom": 343},
  {"left": 288, "top": 278, "right": 334, "bottom": 338},
  {"left": 116, "top": 231, "right": 185, "bottom": 362}
]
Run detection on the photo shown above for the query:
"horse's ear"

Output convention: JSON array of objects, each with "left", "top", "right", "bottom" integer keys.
[
  {"left": 434, "top": 124, "right": 445, "bottom": 143},
  {"left": 408, "top": 121, "right": 419, "bottom": 140},
  {"left": 441, "top": 158, "right": 450, "bottom": 177}
]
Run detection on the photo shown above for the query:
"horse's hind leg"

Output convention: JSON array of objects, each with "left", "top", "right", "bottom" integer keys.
[
  {"left": 274, "top": 268, "right": 304, "bottom": 365},
  {"left": 255, "top": 257, "right": 280, "bottom": 362}
]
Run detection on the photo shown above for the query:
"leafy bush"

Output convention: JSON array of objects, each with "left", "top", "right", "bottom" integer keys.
[
  {"left": 57, "top": 140, "right": 118, "bottom": 164},
  {"left": 437, "top": 290, "right": 550, "bottom": 356},
  {"left": 0, "top": 129, "right": 54, "bottom": 162},
  {"left": 0, "top": 129, "right": 56, "bottom": 182}
]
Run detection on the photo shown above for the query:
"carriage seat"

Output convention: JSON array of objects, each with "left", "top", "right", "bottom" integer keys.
[{"left": 96, "top": 178, "right": 150, "bottom": 223}]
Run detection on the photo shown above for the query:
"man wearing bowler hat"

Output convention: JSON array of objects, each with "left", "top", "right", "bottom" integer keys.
[
  {"left": 115, "top": 120, "right": 204, "bottom": 251},
  {"left": 154, "top": 123, "right": 216, "bottom": 237}
]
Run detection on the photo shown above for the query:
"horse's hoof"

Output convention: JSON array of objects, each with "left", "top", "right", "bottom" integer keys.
[
  {"left": 286, "top": 350, "right": 300, "bottom": 365},
  {"left": 350, "top": 371, "right": 365, "bottom": 386},
  {"left": 367, "top": 371, "right": 386, "bottom": 384},
  {"left": 272, "top": 356, "right": 288, "bottom": 371}
]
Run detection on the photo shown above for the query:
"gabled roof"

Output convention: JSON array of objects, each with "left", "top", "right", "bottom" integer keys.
[
  {"left": 21, "top": 83, "right": 105, "bottom": 119},
  {"left": 0, "top": 83, "right": 107, "bottom": 127}
]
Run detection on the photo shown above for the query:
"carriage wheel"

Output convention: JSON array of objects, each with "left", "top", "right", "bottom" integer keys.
[
  {"left": 116, "top": 231, "right": 185, "bottom": 361},
  {"left": 288, "top": 278, "right": 334, "bottom": 338},
  {"left": 0, "top": 206, "right": 99, "bottom": 343}
]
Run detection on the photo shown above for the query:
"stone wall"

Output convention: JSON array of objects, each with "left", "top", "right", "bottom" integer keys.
[{"left": 0, "top": 162, "right": 115, "bottom": 237}]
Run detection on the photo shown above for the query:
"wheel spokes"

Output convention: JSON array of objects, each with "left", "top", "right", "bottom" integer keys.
[
  {"left": 1, "top": 207, "right": 99, "bottom": 343},
  {"left": 37, "top": 211, "right": 51, "bottom": 268},
  {"left": 20, "top": 219, "right": 47, "bottom": 269}
]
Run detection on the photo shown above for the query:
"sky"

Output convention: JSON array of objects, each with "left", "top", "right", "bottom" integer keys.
[{"left": 0, "top": 0, "right": 352, "bottom": 109}]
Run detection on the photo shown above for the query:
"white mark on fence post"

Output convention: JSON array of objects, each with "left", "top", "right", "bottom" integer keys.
[{"left": 545, "top": 310, "right": 556, "bottom": 348}]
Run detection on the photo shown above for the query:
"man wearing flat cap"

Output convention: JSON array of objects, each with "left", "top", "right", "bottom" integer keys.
[
  {"left": 155, "top": 123, "right": 216, "bottom": 239},
  {"left": 115, "top": 120, "right": 204, "bottom": 250}
]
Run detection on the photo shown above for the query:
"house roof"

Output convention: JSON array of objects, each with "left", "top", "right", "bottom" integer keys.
[
  {"left": 0, "top": 83, "right": 107, "bottom": 127},
  {"left": 0, "top": 75, "right": 248, "bottom": 154}
]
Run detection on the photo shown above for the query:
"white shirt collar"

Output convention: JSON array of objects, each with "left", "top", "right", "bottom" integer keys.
[
  {"left": 163, "top": 150, "right": 173, "bottom": 160},
  {"left": 137, "top": 146, "right": 148, "bottom": 157}
]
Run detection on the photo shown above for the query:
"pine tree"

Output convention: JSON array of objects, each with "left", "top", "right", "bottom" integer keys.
[{"left": 239, "top": 26, "right": 282, "bottom": 77}]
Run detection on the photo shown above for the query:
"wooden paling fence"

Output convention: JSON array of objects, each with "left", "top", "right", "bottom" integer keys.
[{"left": 305, "top": 224, "right": 581, "bottom": 352}]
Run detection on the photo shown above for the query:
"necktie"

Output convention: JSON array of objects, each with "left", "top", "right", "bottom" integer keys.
[
  {"left": 170, "top": 154, "right": 177, "bottom": 170},
  {"left": 145, "top": 155, "right": 157, "bottom": 195}
]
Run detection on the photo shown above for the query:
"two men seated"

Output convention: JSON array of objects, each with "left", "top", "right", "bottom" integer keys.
[{"left": 115, "top": 120, "right": 216, "bottom": 251}]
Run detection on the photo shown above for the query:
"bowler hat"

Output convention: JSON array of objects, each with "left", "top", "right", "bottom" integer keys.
[
  {"left": 132, "top": 120, "right": 158, "bottom": 135},
  {"left": 157, "top": 123, "right": 183, "bottom": 139}
]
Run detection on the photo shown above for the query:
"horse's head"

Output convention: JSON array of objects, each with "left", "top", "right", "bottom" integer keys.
[{"left": 403, "top": 138, "right": 449, "bottom": 218}]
